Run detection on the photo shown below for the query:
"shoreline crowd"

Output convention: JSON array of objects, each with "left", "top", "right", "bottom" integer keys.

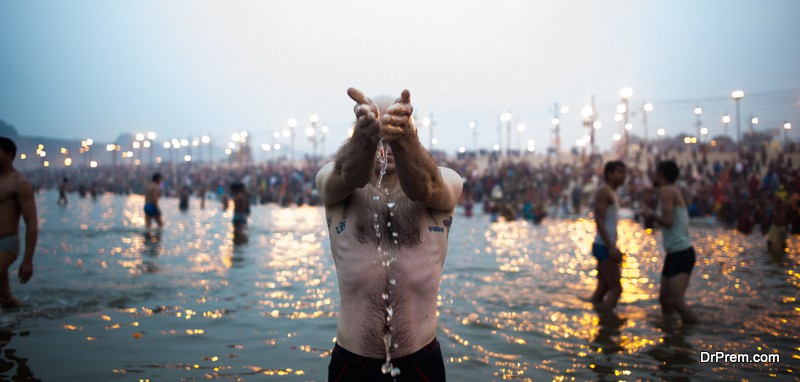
[{"left": 20, "top": 148, "right": 800, "bottom": 240}]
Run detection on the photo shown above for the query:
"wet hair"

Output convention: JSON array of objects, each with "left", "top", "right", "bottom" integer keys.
[
  {"left": 656, "top": 160, "right": 680, "bottom": 183},
  {"left": 0, "top": 137, "right": 17, "bottom": 159},
  {"left": 603, "top": 160, "right": 626, "bottom": 181},
  {"left": 152, "top": 173, "right": 162, "bottom": 182}
]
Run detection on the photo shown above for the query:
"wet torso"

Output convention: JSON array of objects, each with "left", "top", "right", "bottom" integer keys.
[
  {"left": 325, "top": 182, "right": 453, "bottom": 358},
  {"left": 0, "top": 170, "right": 24, "bottom": 238}
]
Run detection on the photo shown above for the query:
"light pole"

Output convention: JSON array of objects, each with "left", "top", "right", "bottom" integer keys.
[
  {"left": 320, "top": 125, "right": 329, "bottom": 161},
  {"left": 422, "top": 114, "right": 434, "bottom": 152},
  {"left": 732, "top": 90, "right": 744, "bottom": 146},
  {"left": 722, "top": 114, "right": 731, "bottom": 138},
  {"left": 582, "top": 96, "right": 597, "bottom": 156},
  {"left": 500, "top": 112, "right": 512, "bottom": 158},
  {"left": 287, "top": 118, "right": 298, "bottom": 163},
  {"left": 784, "top": 122, "right": 792, "bottom": 148},
  {"left": 147, "top": 132, "right": 156, "bottom": 166},
  {"left": 516, "top": 123, "right": 526, "bottom": 156},
  {"left": 272, "top": 131, "right": 281, "bottom": 162},
  {"left": 620, "top": 88, "right": 633, "bottom": 159},
  {"left": 550, "top": 103, "right": 569, "bottom": 161},
  {"left": 643, "top": 102, "right": 653, "bottom": 152},
  {"left": 469, "top": 121, "right": 477, "bottom": 154},
  {"left": 309, "top": 115, "right": 319, "bottom": 164},
  {"left": 694, "top": 105, "right": 703, "bottom": 143},
  {"left": 750, "top": 115, "right": 758, "bottom": 152}
]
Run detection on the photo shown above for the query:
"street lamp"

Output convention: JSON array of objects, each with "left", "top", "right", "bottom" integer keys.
[
  {"left": 499, "top": 112, "right": 512, "bottom": 158},
  {"left": 287, "top": 118, "right": 298, "bottom": 163},
  {"left": 516, "top": 123, "right": 526, "bottom": 156},
  {"left": 722, "top": 114, "right": 731, "bottom": 137},
  {"left": 784, "top": 121, "right": 792, "bottom": 148},
  {"left": 732, "top": 90, "right": 744, "bottom": 145},
  {"left": 319, "top": 125, "right": 329, "bottom": 160},
  {"left": 422, "top": 114, "right": 434, "bottom": 152},
  {"left": 582, "top": 98, "right": 597, "bottom": 156},
  {"left": 308, "top": 114, "right": 319, "bottom": 164},
  {"left": 750, "top": 116, "right": 758, "bottom": 152},
  {"left": 694, "top": 105, "right": 703, "bottom": 143},
  {"left": 643, "top": 102, "right": 653, "bottom": 152},
  {"left": 468, "top": 121, "right": 477, "bottom": 154},
  {"left": 620, "top": 88, "right": 633, "bottom": 159}
]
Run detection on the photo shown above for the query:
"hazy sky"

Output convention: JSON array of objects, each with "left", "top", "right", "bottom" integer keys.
[{"left": 2, "top": 0, "right": 799, "bottom": 157}]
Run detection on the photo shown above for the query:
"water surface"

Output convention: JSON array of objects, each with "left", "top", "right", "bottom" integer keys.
[{"left": 1, "top": 191, "right": 797, "bottom": 381}]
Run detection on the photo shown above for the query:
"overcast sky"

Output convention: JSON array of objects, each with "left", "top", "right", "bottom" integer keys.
[{"left": 2, "top": 0, "right": 799, "bottom": 157}]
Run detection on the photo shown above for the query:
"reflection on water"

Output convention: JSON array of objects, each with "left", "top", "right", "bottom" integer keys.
[{"left": 0, "top": 191, "right": 797, "bottom": 381}]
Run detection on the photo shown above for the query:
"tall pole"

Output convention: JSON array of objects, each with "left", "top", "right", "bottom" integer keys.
[
  {"left": 469, "top": 121, "right": 477, "bottom": 154},
  {"left": 732, "top": 90, "right": 744, "bottom": 147},
  {"left": 553, "top": 102, "right": 561, "bottom": 162}
]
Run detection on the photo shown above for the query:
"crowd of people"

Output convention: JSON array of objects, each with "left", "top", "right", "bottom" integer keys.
[{"left": 19, "top": 145, "right": 800, "bottom": 245}]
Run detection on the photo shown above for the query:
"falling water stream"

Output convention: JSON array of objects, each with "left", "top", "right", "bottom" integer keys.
[{"left": 373, "top": 140, "right": 402, "bottom": 378}]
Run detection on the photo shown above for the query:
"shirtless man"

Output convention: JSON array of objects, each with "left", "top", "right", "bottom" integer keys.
[
  {"left": 590, "top": 161, "right": 626, "bottom": 310},
  {"left": 57, "top": 176, "right": 68, "bottom": 205},
  {"left": 144, "top": 173, "right": 163, "bottom": 230},
  {"left": 641, "top": 160, "right": 700, "bottom": 324},
  {"left": 0, "top": 137, "right": 38, "bottom": 307},
  {"left": 316, "top": 88, "right": 462, "bottom": 381}
]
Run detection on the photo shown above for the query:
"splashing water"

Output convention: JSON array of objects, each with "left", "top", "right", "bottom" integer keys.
[{"left": 373, "top": 139, "right": 401, "bottom": 378}]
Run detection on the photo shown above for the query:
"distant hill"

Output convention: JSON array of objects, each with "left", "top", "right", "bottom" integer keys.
[{"left": 0, "top": 119, "right": 19, "bottom": 138}]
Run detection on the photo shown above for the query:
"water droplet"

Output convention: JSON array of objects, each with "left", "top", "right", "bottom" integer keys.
[
  {"left": 373, "top": 195, "right": 380, "bottom": 201},
  {"left": 382, "top": 293, "right": 389, "bottom": 300},
  {"left": 387, "top": 306, "right": 393, "bottom": 318},
  {"left": 392, "top": 232, "right": 399, "bottom": 237},
  {"left": 382, "top": 362, "right": 392, "bottom": 374},
  {"left": 391, "top": 367, "right": 401, "bottom": 377},
  {"left": 387, "top": 201, "right": 396, "bottom": 208},
  {"left": 387, "top": 221, "right": 392, "bottom": 227},
  {"left": 390, "top": 278, "right": 396, "bottom": 285}
]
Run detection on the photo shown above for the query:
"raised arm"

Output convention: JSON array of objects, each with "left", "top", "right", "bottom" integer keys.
[
  {"left": 316, "top": 87, "right": 382, "bottom": 207},
  {"left": 17, "top": 176, "right": 37, "bottom": 284},
  {"left": 383, "top": 90, "right": 462, "bottom": 212}
]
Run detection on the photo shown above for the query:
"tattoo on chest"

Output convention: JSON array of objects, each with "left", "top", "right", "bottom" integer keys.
[
  {"left": 427, "top": 216, "right": 454, "bottom": 236},
  {"left": 335, "top": 219, "right": 347, "bottom": 234}
]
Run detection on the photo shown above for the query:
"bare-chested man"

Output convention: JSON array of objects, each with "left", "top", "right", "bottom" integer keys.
[
  {"left": 316, "top": 88, "right": 462, "bottom": 381},
  {"left": 0, "top": 137, "right": 38, "bottom": 307},
  {"left": 144, "top": 173, "right": 163, "bottom": 231},
  {"left": 590, "top": 161, "right": 626, "bottom": 310}
]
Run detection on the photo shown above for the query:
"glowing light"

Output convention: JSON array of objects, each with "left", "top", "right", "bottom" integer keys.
[
  {"left": 90, "top": 161, "right": 98, "bottom": 168},
  {"left": 620, "top": 87, "right": 633, "bottom": 99},
  {"left": 500, "top": 112, "right": 512, "bottom": 122},
  {"left": 64, "top": 158, "right": 72, "bottom": 166},
  {"left": 287, "top": 118, "right": 298, "bottom": 128},
  {"left": 731, "top": 90, "right": 744, "bottom": 99}
]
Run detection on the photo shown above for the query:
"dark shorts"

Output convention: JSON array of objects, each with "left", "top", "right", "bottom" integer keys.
[
  {"left": 662, "top": 246, "right": 696, "bottom": 278},
  {"left": 232, "top": 212, "right": 247, "bottom": 225},
  {"left": 144, "top": 203, "right": 160, "bottom": 217},
  {"left": 592, "top": 243, "right": 610, "bottom": 262},
  {"left": 328, "top": 338, "right": 446, "bottom": 382}
]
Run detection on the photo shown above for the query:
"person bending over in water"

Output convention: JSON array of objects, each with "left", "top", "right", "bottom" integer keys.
[
  {"left": 0, "top": 137, "right": 38, "bottom": 307},
  {"left": 144, "top": 173, "right": 164, "bottom": 231},
  {"left": 316, "top": 88, "right": 462, "bottom": 381}
]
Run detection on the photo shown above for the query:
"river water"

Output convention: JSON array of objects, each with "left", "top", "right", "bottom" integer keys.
[{"left": 1, "top": 191, "right": 797, "bottom": 381}]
